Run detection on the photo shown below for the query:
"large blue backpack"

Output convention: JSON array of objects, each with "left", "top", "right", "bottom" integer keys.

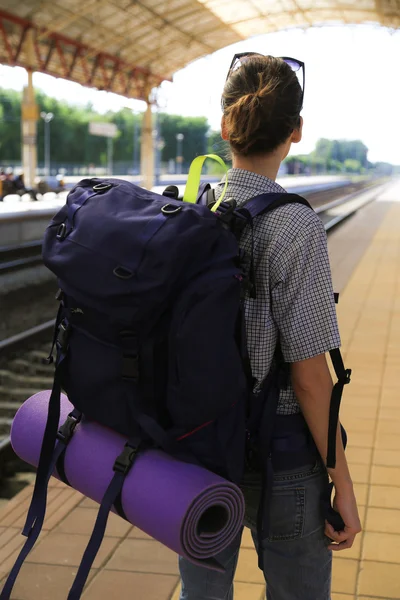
[{"left": 2, "top": 156, "right": 350, "bottom": 599}]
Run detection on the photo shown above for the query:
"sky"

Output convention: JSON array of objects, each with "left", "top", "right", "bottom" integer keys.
[{"left": 0, "top": 24, "right": 399, "bottom": 164}]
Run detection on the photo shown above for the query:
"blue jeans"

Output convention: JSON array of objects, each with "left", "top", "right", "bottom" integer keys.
[{"left": 179, "top": 461, "right": 332, "bottom": 600}]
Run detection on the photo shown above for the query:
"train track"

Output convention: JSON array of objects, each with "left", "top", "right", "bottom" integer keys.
[
  {"left": 0, "top": 179, "right": 388, "bottom": 482},
  {"left": 0, "top": 240, "right": 43, "bottom": 276},
  {"left": 0, "top": 321, "right": 55, "bottom": 479}
]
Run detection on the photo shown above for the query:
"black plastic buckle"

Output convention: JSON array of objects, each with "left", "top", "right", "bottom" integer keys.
[
  {"left": 162, "top": 185, "right": 180, "bottom": 199},
  {"left": 55, "top": 288, "right": 64, "bottom": 302},
  {"left": 57, "top": 413, "right": 80, "bottom": 443},
  {"left": 113, "top": 444, "right": 139, "bottom": 475},
  {"left": 120, "top": 330, "right": 139, "bottom": 381},
  {"left": 56, "top": 223, "right": 67, "bottom": 240},
  {"left": 122, "top": 354, "right": 139, "bottom": 381},
  {"left": 338, "top": 368, "right": 352, "bottom": 386},
  {"left": 56, "top": 321, "right": 70, "bottom": 352}
]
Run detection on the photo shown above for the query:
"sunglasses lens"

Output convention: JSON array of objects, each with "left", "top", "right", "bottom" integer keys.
[
  {"left": 227, "top": 53, "right": 263, "bottom": 79},
  {"left": 283, "top": 58, "right": 301, "bottom": 72},
  {"left": 283, "top": 59, "right": 304, "bottom": 92},
  {"left": 232, "top": 55, "right": 251, "bottom": 73}
]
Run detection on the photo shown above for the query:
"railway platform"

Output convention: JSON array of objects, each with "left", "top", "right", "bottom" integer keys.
[
  {"left": 0, "top": 179, "right": 399, "bottom": 599},
  {"left": 0, "top": 175, "right": 354, "bottom": 248}
]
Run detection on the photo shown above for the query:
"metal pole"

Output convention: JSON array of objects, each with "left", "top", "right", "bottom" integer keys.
[
  {"left": 176, "top": 133, "right": 184, "bottom": 175},
  {"left": 45, "top": 119, "right": 50, "bottom": 177},
  {"left": 107, "top": 137, "right": 113, "bottom": 176},
  {"left": 21, "top": 33, "right": 39, "bottom": 190},
  {"left": 40, "top": 112, "right": 53, "bottom": 178},
  {"left": 133, "top": 116, "right": 139, "bottom": 175},
  {"left": 154, "top": 112, "right": 160, "bottom": 186},
  {"left": 140, "top": 102, "right": 154, "bottom": 190}
]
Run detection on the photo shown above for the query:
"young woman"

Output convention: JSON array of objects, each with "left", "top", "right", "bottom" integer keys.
[{"left": 179, "top": 54, "right": 361, "bottom": 600}]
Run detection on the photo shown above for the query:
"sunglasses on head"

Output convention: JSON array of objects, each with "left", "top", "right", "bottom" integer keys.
[{"left": 226, "top": 53, "right": 305, "bottom": 108}]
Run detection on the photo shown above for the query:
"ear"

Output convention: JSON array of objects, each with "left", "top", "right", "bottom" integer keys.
[
  {"left": 221, "top": 116, "right": 229, "bottom": 141},
  {"left": 291, "top": 116, "right": 303, "bottom": 144}
]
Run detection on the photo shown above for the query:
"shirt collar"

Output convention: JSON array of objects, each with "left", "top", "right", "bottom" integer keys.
[{"left": 219, "top": 168, "right": 287, "bottom": 196}]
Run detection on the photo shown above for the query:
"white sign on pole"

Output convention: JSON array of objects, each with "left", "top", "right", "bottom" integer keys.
[{"left": 89, "top": 122, "right": 118, "bottom": 138}]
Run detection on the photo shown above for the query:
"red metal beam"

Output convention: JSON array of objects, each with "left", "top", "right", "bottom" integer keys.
[
  {"left": 107, "top": 60, "right": 120, "bottom": 91},
  {"left": 99, "top": 54, "right": 108, "bottom": 90},
  {"left": 0, "top": 8, "right": 168, "bottom": 100},
  {"left": 78, "top": 49, "right": 90, "bottom": 83},
  {"left": 55, "top": 39, "right": 69, "bottom": 79},
  {"left": 34, "top": 38, "right": 45, "bottom": 70},
  {"left": 118, "top": 70, "right": 127, "bottom": 95},
  {"left": 124, "top": 68, "right": 135, "bottom": 97},
  {"left": 14, "top": 25, "right": 29, "bottom": 63},
  {"left": 0, "top": 18, "right": 14, "bottom": 64},
  {"left": 68, "top": 45, "right": 80, "bottom": 78},
  {"left": 88, "top": 54, "right": 99, "bottom": 86},
  {"left": 44, "top": 38, "right": 55, "bottom": 70},
  {"left": 0, "top": 8, "right": 31, "bottom": 28}
]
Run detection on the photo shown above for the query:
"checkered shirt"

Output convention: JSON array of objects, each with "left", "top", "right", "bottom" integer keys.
[{"left": 214, "top": 169, "right": 341, "bottom": 415}]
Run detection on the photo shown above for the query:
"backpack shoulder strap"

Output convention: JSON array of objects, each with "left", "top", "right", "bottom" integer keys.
[
  {"left": 196, "top": 182, "right": 211, "bottom": 204},
  {"left": 241, "top": 192, "right": 312, "bottom": 220}
]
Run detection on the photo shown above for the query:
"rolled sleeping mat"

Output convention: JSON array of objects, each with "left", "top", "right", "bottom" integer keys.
[{"left": 11, "top": 391, "right": 245, "bottom": 571}]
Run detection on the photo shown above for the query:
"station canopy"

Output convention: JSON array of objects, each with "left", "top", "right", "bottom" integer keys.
[{"left": 0, "top": 0, "right": 399, "bottom": 101}]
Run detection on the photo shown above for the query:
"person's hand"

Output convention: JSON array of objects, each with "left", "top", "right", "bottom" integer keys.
[{"left": 324, "top": 483, "right": 362, "bottom": 551}]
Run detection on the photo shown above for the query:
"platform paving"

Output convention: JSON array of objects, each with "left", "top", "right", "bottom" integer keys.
[{"left": 1, "top": 179, "right": 400, "bottom": 599}]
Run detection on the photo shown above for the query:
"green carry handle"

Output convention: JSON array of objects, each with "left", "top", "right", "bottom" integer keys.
[{"left": 182, "top": 154, "right": 228, "bottom": 212}]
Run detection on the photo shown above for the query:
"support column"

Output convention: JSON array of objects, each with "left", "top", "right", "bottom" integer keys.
[
  {"left": 140, "top": 101, "right": 154, "bottom": 190},
  {"left": 21, "top": 31, "right": 38, "bottom": 190}
]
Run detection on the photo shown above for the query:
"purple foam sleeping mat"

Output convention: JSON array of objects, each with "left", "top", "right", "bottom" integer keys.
[{"left": 11, "top": 391, "right": 245, "bottom": 570}]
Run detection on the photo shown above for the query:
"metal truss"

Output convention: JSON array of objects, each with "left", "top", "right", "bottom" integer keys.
[{"left": 0, "top": 8, "right": 167, "bottom": 101}]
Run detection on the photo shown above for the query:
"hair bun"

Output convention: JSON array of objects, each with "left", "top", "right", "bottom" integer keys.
[{"left": 222, "top": 55, "right": 302, "bottom": 156}]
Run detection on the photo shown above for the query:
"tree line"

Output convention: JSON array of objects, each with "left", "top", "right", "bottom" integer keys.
[
  {"left": 0, "top": 88, "right": 398, "bottom": 176},
  {"left": 284, "top": 139, "right": 397, "bottom": 176},
  {"left": 0, "top": 89, "right": 209, "bottom": 171}
]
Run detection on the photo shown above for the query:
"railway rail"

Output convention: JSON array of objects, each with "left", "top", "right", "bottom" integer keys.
[{"left": 0, "top": 321, "right": 55, "bottom": 479}]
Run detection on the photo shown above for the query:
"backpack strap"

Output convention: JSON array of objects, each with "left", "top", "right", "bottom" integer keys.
[
  {"left": 327, "top": 348, "right": 351, "bottom": 468},
  {"left": 243, "top": 193, "right": 349, "bottom": 470},
  {"left": 249, "top": 346, "right": 286, "bottom": 570},
  {"left": 196, "top": 181, "right": 211, "bottom": 203},
  {"left": 66, "top": 440, "right": 142, "bottom": 599},
  {"left": 206, "top": 188, "right": 215, "bottom": 207},
  {"left": 236, "top": 193, "right": 312, "bottom": 300},
  {"left": 240, "top": 192, "right": 312, "bottom": 219}
]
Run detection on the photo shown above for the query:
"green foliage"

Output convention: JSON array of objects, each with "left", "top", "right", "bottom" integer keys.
[
  {"left": 313, "top": 138, "right": 368, "bottom": 167},
  {"left": 157, "top": 114, "right": 209, "bottom": 163},
  {"left": 314, "top": 138, "right": 369, "bottom": 167},
  {"left": 0, "top": 88, "right": 399, "bottom": 178},
  {"left": 343, "top": 159, "right": 362, "bottom": 173},
  {"left": 0, "top": 89, "right": 210, "bottom": 167},
  {"left": 284, "top": 137, "right": 393, "bottom": 175},
  {"left": 0, "top": 89, "right": 22, "bottom": 160}
]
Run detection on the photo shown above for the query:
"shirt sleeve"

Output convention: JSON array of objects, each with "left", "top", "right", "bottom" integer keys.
[{"left": 269, "top": 206, "right": 341, "bottom": 362}]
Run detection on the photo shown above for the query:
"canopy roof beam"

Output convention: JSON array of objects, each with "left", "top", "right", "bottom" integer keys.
[{"left": 0, "top": 8, "right": 166, "bottom": 100}]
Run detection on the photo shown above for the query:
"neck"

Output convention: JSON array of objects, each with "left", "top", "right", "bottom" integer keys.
[{"left": 232, "top": 151, "right": 283, "bottom": 181}]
